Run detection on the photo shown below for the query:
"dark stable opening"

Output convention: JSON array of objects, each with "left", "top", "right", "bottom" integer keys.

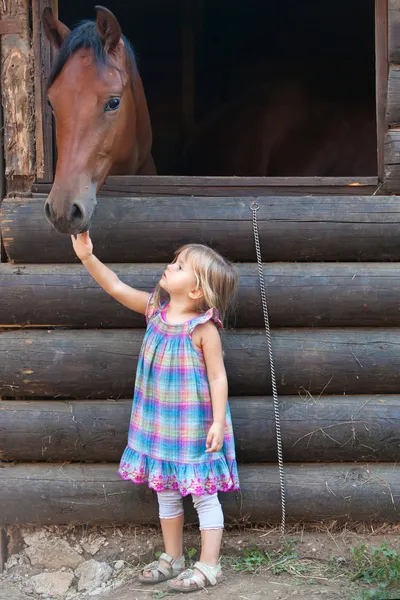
[{"left": 58, "top": 0, "right": 377, "bottom": 177}]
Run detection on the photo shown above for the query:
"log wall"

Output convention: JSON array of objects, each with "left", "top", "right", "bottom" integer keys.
[{"left": 2, "top": 190, "right": 400, "bottom": 524}]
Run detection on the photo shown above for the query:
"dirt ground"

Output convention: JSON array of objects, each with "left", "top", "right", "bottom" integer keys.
[{"left": 1, "top": 523, "right": 400, "bottom": 600}]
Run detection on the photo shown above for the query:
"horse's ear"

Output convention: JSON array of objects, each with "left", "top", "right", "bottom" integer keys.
[
  {"left": 95, "top": 6, "right": 121, "bottom": 54},
  {"left": 42, "top": 7, "right": 71, "bottom": 50}
]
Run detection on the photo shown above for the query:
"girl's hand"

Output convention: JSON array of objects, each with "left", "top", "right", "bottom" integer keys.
[
  {"left": 206, "top": 422, "right": 224, "bottom": 453},
  {"left": 71, "top": 231, "right": 93, "bottom": 262}
]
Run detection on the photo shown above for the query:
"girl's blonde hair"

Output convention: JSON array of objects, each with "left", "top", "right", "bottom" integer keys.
[{"left": 152, "top": 244, "right": 238, "bottom": 325}]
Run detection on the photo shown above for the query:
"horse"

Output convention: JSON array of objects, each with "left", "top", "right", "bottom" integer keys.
[
  {"left": 42, "top": 6, "right": 155, "bottom": 235},
  {"left": 180, "top": 76, "right": 377, "bottom": 177}
]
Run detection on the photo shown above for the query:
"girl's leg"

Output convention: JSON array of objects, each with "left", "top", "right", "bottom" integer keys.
[
  {"left": 142, "top": 489, "right": 185, "bottom": 579},
  {"left": 169, "top": 492, "right": 224, "bottom": 589},
  {"left": 199, "top": 528, "right": 223, "bottom": 566},
  {"left": 160, "top": 513, "right": 185, "bottom": 561},
  {"left": 193, "top": 493, "right": 224, "bottom": 566}
]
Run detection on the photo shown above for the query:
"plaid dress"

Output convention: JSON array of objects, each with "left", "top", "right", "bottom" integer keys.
[{"left": 118, "top": 291, "right": 240, "bottom": 496}]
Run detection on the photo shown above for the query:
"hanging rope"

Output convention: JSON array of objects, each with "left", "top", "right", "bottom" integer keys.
[{"left": 250, "top": 201, "right": 286, "bottom": 537}]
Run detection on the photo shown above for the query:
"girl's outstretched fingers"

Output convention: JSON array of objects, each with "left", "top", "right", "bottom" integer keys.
[{"left": 71, "top": 230, "right": 93, "bottom": 262}]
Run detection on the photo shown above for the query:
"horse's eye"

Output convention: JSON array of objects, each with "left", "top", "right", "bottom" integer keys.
[{"left": 105, "top": 97, "right": 120, "bottom": 112}]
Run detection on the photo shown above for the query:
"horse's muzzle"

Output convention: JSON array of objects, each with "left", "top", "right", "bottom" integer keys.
[{"left": 44, "top": 197, "right": 95, "bottom": 235}]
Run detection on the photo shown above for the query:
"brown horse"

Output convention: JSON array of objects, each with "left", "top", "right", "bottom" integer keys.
[
  {"left": 43, "top": 6, "right": 155, "bottom": 235},
  {"left": 181, "top": 77, "right": 377, "bottom": 177}
]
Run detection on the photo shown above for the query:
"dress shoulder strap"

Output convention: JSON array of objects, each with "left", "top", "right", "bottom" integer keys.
[
  {"left": 145, "top": 290, "right": 167, "bottom": 324},
  {"left": 188, "top": 307, "right": 223, "bottom": 335}
]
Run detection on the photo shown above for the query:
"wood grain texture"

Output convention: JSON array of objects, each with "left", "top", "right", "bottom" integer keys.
[
  {"left": 386, "top": 64, "right": 400, "bottom": 126},
  {"left": 2, "top": 329, "right": 400, "bottom": 398},
  {"left": 1, "top": 463, "right": 398, "bottom": 525},
  {"left": 2, "top": 195, "right": 400, "bottom": 263},
  {"left": 3, "top": 263, "right": 400, "bottom": 328},
  {"left": 0, "top": 0, "right": 35, "bottom": 192},
  {"left": 1, "top": 396, "right": 398, "bottom": 463},
  {"left": 389, "top": 0, "right": 400, "bottom": 62}
]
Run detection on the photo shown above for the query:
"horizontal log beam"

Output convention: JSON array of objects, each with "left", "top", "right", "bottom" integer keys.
[
  {"left": 2, "top": 329, "right": 400, "bottom": 398},
  {"left": 1, "top": 396, "right": 399, "bottom": 463},
  {"left": 3, "top": 195, "right": 400, "bottom": 263},
  {"left": 4, "top": 262, "right": 400, "bottom": 328},
  {"left": 1, "top": 462, "right": 398, "bottom": 525},
  {"left": 33, "top": 176, "right": 380, "bottom": 197}
]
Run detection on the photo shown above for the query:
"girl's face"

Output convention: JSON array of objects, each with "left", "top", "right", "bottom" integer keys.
[{"left": 159, "top": 251, "right": 199, "bottom": 298}]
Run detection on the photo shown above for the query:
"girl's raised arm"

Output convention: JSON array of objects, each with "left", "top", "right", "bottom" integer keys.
[{"left": 71, "top": 232, "right": 150, "bottom": 315}]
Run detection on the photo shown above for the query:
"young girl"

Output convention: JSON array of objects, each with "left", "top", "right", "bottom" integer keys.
[{"left": 71, "top": 232, "right": 240, "bottom": 592}]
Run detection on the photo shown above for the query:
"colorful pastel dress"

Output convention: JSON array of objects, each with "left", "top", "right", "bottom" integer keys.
[{"left": 118, "top": 291, "right": 240, "bottom": 496}]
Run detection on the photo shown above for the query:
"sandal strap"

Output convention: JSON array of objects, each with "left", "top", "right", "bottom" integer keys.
[
  {"left": 183, "top": 574, "right": 204, "bottom": 589},
  {"left": 172, "top": 562, "right": 221, "bottom": 589},
  {"left": 153, "top": 565, "right": 171, "bottom": 579},
  {"left": 142, "top": 553, "right": 185, "bottom": 582},
  {"left": 193, "top": 561, "right": 221, "bottom": 586},
  {"left": 159, "top": 552, "right": 176, "bottom": 565}
]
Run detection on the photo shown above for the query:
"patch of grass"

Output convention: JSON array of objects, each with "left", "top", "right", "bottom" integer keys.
[
  {"left": 185, "top": 547, "right": 197, "bottom": 561},
  {"left": 350, "top": 585, "right": 400, "bottom": 600},
  {"left": 231, "top": 540, "right": 299, "bottom": 574},
  {"left": 349, "top": 543, "right": 400, "bottom": 586}
]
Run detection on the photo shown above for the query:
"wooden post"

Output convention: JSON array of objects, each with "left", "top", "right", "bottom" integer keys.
[
  {"left": 32, "top": 0, "right": 57, "bottom": 183},
  {"left": 0, "top": 34, "right": 6, "bottom": 263},
  {"left": 375, "top": 0, "right": 388, "bottom": 181},
  {"left": 0, "top": 0, "right": 35, "bottom": 193}
]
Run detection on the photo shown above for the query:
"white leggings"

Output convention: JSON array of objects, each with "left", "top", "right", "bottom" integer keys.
[{"left": 157, "top": 489, "right": 224, "bottom": 530}]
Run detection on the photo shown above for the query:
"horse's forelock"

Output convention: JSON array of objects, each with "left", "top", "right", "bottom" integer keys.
[{"left": 47, "top": 19, "right": 137, "bottom": 90}]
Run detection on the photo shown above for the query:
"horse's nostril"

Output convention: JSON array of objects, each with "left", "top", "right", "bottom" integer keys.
[
  {"left": 71, "top": 203, "right": 84, "bottom": 222},
  {"left": 44, "top": 201, "right": 52, "bottom": 220}
]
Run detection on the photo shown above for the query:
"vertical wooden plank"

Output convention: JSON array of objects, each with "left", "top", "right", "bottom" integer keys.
[
  {"left": 32, "top": 0, "right": 57, "bottom": 183},
  {"left": 0, "top": 36, "right": 6, "bottom": 264},
  {"left": 0, "top": 0, "right": 35, "bottom": 193},
  {"left": 181, "top": 0, "right": 196, "bottom": 144},
  {"left": 388, "top": 0, "right": 400, "bottom": 62},
  {"left": 376, "top": 0, "right": 389, "bottom": 181}
]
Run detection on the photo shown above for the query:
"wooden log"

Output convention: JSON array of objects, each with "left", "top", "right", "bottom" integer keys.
[
  {"left": 1, "top": 396, "right": 399, "bottom": 463},
  {"left": 2, "top": 329, "right": 400, "bottom": 398},
  {"left": 33, "top": 175, "right": 380, "bottom": 197},
  {"left": 1, "top": 462, "right": 398, "bottom": 525},
  {"left": 0, "top": 0, "right": 35, "bottom": 193},
  {"left": 386, "top": 64, "right": 400, "bottom": 127},
  {"left": 2, "top": 194, "right": 400, "bottom": 263},
  {"left": 389, "top": 0, "right": 400, "bottom": 63},
  {"left": 4, "top": 262, "right": 400, "bottom": 328}
]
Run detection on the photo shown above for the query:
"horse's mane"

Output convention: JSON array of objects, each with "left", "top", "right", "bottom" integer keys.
[{"left": 47, "top": 19, "right": 137, "bottom": 89}]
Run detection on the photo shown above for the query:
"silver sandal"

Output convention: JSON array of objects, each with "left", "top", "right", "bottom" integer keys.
[
  {"left": 167, "top": 560, "right": 223, "bottom": 592},
  {"left": 138, "top": 552, "right": 185, "bottom": 584}
]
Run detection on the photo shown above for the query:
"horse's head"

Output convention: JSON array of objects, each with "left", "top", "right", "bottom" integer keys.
[{"left": 43, "top": 6, "right": 151, "bottom": 234}]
